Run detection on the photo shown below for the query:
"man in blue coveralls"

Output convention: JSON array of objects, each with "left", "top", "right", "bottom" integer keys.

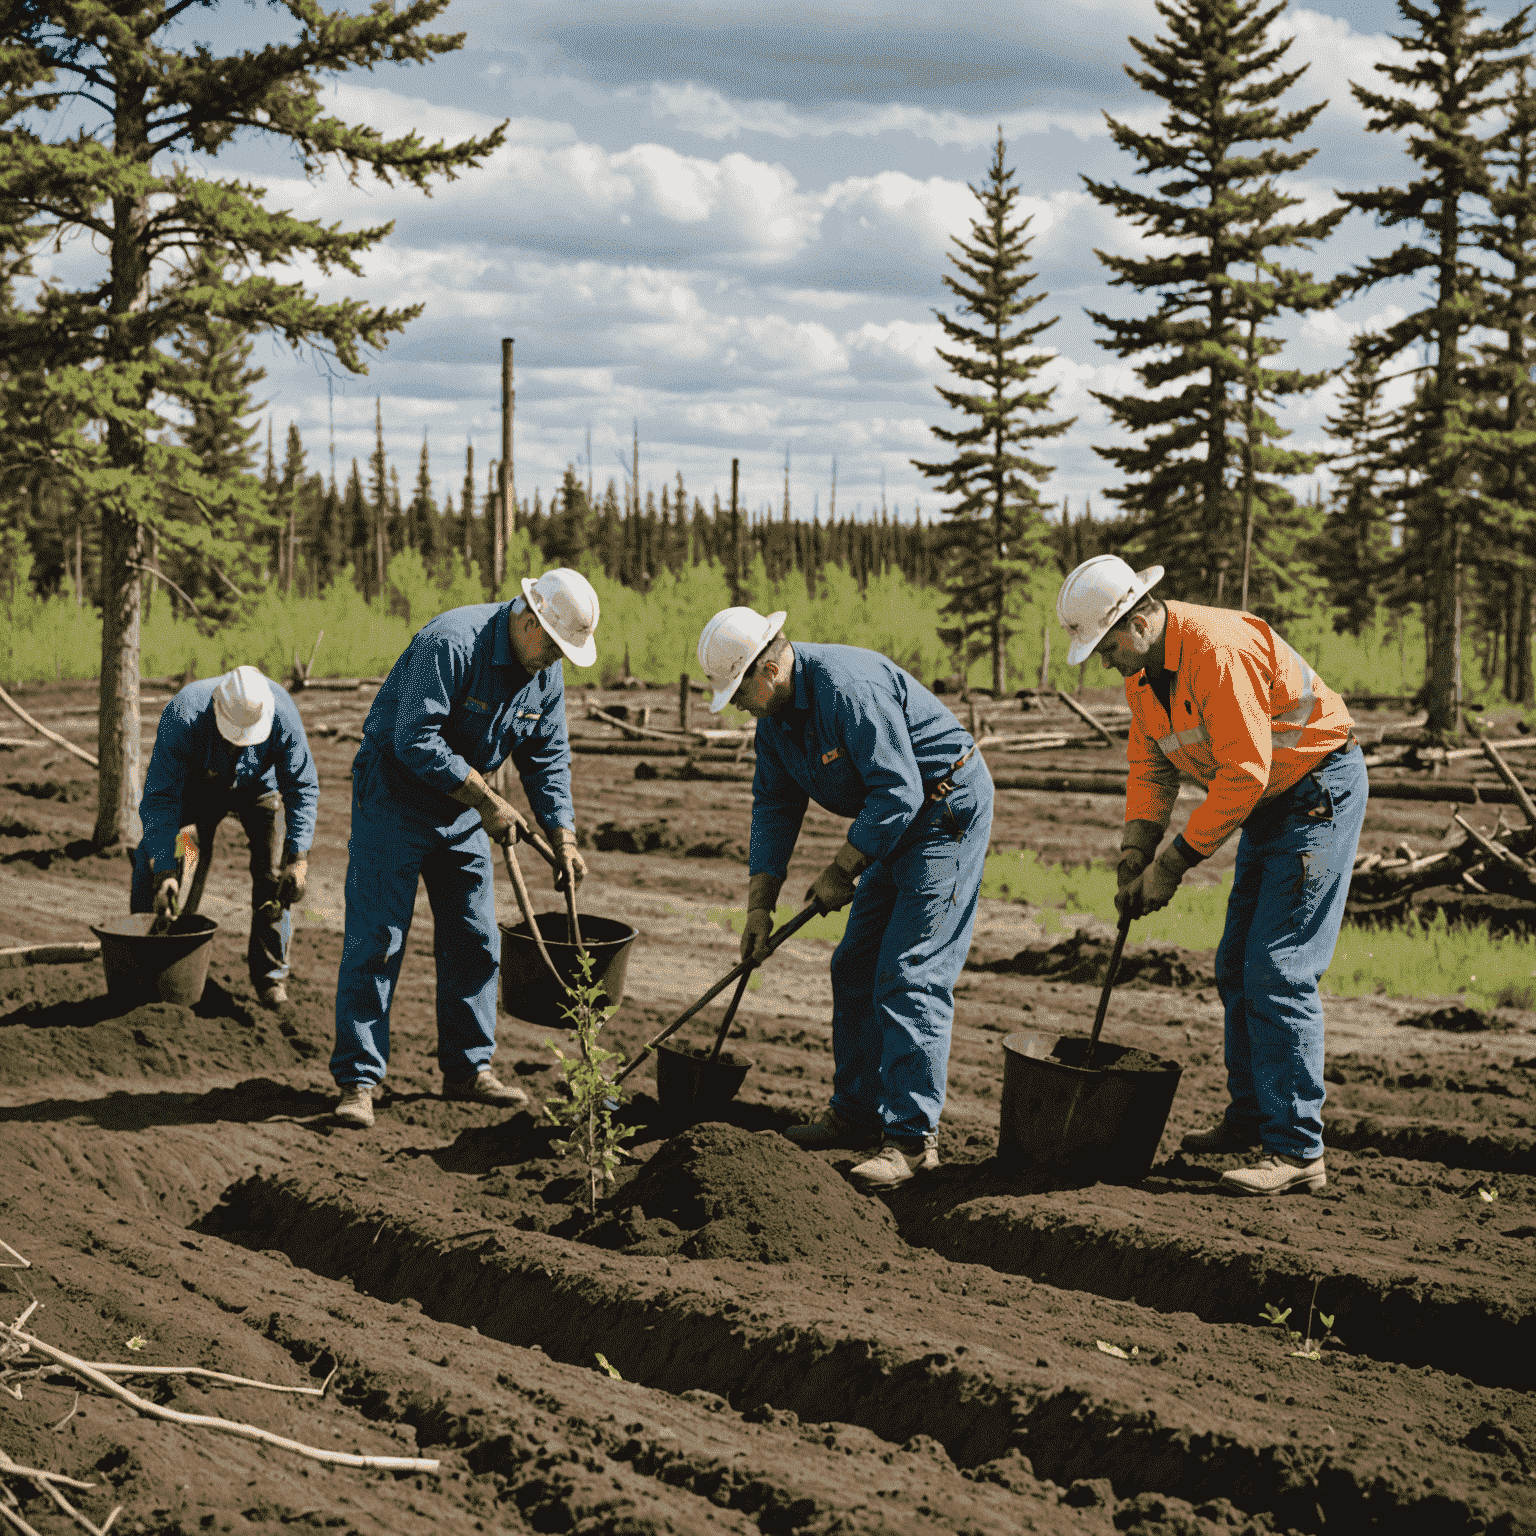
[
  {"left": 331, "top": 568, "right": 601, "bottom": 1130},
  {"left": 697, "top": 606, "right": 994, "bottom": 1192},
  {"left": 134, "top": 666, "right": 318, "bottom": 1008}
]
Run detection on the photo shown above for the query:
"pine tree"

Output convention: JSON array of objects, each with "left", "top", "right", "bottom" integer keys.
[
  {"left": 1082, "top": 0, "right": 1342, "bottom": 601},
  {"left": 278, "top": 423, "right": 306, "bottom": 597},
  {"left": 0, "top": 0, "right": 505, "bottom": 846},
  {"left": 405, "top": 432, "right": 437, "bottom": 561},
  {"left": 1469, "top": 67, "right": 1536, "bottom": 703},
  {"left": 1339, "top": 0, "right": 1532, "bottom": 730},
  {"left": 1307, "top": 341, "right": 1396, "bottom": 636},
  {"left": 912, "top": 132, "right": 1072, "bottom": 697}
]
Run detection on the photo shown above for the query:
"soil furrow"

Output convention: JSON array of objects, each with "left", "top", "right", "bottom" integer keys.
[
  {"left": 197, "top": 1170, "right": 1536, "bottom": 1535},
  {"left": 910, "top": 1197, "right": 1531, "bottom": 1390}
]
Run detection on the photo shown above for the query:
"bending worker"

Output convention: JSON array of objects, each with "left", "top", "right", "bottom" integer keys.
[
  {"left": 134, "top": 665, "right": 317, "bottom": 1009},
  {"left": 1057, "top": 555, "right": 1366, "bottom": 1197},
  {"left": 331, "top": 569, "right": 600, "bottom": 1130},
  {"left": 698, "top": 607, "right": 993, "bottom": 1193}
]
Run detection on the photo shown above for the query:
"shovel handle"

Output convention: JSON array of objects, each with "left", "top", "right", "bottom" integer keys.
[
  {"left": 500, "top": 840, "right": 563, "bottom": 989},
  {"left": 613, "top": 900, "right": 822, "bottom": 1086},
  {"left": 1086, "top": 908, "right": 1132, "bottom": 1069},
  {"left": 707, "top": 965, "right": 754, "bottom": 1066}
]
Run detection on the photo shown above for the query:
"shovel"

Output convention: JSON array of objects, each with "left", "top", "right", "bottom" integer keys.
[
  {"left": 1085, "top": 907, "right": 1132, "bottom": 1069},
  {"left": 612, "top": 900, "right": 821, "bottom": 1088}
]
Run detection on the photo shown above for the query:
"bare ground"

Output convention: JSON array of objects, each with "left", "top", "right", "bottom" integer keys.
[{"left": 0, "top": 681, "right": 1531, "bottom": 1536}]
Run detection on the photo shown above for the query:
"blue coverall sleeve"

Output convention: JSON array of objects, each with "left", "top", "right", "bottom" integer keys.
[
  {"left": 841, "top": 683, "right": 926, "bottom": 862},
  {"left": 748, "top": 732, "right": 809, "bottom": 880},
  {"left": 271, "top": 693, "right": 320, "bottom": 861},
  {"left": 138, "top": 705, "right": 196, "bottom": 874},
  {"left": 512, "top": 669, "right": 575, "bottom": 830},
  {"left": 392, "top": 633, "right": 473, "bottom": 794}
]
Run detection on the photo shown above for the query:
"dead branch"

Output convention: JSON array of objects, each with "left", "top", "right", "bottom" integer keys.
[
  {"left": 49, "top": 1393, "right": 79, "bottom": 1432},
  {"left": 1480, "top": 738, "right": 1536, "bottom": 825},
  {"left": 0, "top": 1240, "right": 30, "bottom": 1270},
  {"left": 0, "top": 686, "right": 98, "bottom": 770},
  {"left": 1055, "top": 690, "right": 1117, "bottom": 745},
  {"left": 83, "top": 1364, "right": 324, "bottom": 1396},
  {"left": 0, "top": 1324, "right": 439, "bottom": 1473},
  {"left": 1452, "top": 813, "right": 1536, "bottom": 891},
  {"left": 125, "top": 562, "right": 202, "bottom": 617},
  {"left": 0, "top": 1453, "right": 94, "bottom": 1491}
]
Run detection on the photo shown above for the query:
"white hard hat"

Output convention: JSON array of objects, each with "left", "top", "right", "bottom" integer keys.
[
  {"left": 697, "top": 606, "right": 788, "bottom": 713},
  {"left": 1057, "top": 555, "right": 1165, "bottom": 666},
  {"left": 212, "top": 665, "right": 275, "bottom": 747},
  {"left": 521, "top": 568, "right": 600, "bottom": 668}
]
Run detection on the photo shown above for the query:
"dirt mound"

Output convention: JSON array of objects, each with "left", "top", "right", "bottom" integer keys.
[
  {"left": 1398, "top": 1003, "right": 1516, "bottom": 1034},
  {"left": 608, "top": 1122, "right": 903, "bottom": 1264},
  {"left": 590, "top": 817, "right": 748, "bottom": 862},
  {"left": 976, "top": 927, "right": 1215, "bottom": 989}
]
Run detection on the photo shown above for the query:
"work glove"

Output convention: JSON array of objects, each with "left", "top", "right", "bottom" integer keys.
[
  {"left": 479, "top": 791, "right": 530, "bottom": 847},
  {"left": 277, "top": 857, "right": 308, "bottom": 908},
  {"left": 152, "top": 874, "right": 179, "bottom": 919},
  {"left": 1117, "top": 843, "right": 1194, "bottom": 920},
  {"left": 806, "top": 840, "right": 871, "bottom": 914},
  {"left": 546, "top": 827, "right": 587, "bottom": 892},
  {"left": 743, "top": 872, "right": 782, "bottom": 965},
  {"left": 1118, "top": 819, "right": 1164, "bottom": 893}
]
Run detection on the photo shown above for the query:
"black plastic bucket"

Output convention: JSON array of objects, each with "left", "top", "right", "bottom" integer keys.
[
  {"left": 498, "top": 912, "right": 639, "bottom": 1028},
  {"left": 91, "top": 913, "right": 219, "bottom": 1008},
  {"left": 998, "top": 1031, "right": 1183, "bottom": 1184},
  {"left": 655, "top": 1041, "right": 754, "bottom": 1124}
]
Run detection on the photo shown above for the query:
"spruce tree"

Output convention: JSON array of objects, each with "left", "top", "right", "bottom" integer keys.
[
  {"left": 1339, "top": 0, "right": 1532, "bottom": 729},
  {"left": 1307, "top": 340, "right": 1397, "bottom": 637},
  {"left": 408, "top": 433, "right": 439, "bottom": 562},
  {"left": 912, "top": 131, "right": 1072, "bottom": 697},
  {"left": 0, "top": 0, "right": 504, "bottom": 846},
  {"left": 1083, "top": 0, "right": 1341, "bottom": 601}
]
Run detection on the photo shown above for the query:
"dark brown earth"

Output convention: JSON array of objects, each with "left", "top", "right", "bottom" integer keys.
[{"left": 0, "top": 681, "right": 1533, "bottom": 1535}]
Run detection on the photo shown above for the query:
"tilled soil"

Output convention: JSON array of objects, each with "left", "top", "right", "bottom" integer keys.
[{"left": 0, "top": 682, "right": 1533, "bottom": 1535}]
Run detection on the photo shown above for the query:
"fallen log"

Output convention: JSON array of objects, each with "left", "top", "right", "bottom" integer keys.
[{"left": 0, "top": 942, "right": 102, "bottom": 970}]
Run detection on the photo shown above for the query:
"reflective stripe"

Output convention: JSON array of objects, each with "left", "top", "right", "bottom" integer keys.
[
  {"left": 1273, "top": 643, "right": 1317, "bottom": 750},
  {"left": 1156, "top": 724, "right": 1210, "bottom": 755}
]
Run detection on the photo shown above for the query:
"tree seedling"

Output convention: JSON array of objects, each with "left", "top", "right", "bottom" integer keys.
[
  {"left": 594, "top": 1352, "right": 622, "bottom": 1381},
  {"left": 544, "top": 952, "right": 635, "bottom": 1215}
]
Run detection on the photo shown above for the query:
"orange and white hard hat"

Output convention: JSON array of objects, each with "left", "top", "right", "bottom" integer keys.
[
  {"left": 696, "top": 607, "right": 788, "bottom": 713},
  {"left": 1057, "top": 555, "right": 1165, "bottom": 666}
]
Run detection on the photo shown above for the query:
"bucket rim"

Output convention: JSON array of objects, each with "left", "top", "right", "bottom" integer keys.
[
  {"left": 91, "top": 913, "right": 220, "bottom": 943},
  {"left": 1000, "top": 1029, "right": 1181, "bottom": 1078},
  {"left": 497, "top": 913, "right": 640, "bottom": 949}
]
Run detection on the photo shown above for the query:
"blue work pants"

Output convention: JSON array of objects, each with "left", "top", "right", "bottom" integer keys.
[
  {"left": 130, "top": 789, "right": 290, "bottom": 989},
  {"left": 828, "top": 758, "right": 993, "bottom": 1140},
  {"left": 1214, "top": 745, "right": 1368, "bottom": 1160},
  {"left": 331, "top": 753, "right": 501, "bottom": 1087}
]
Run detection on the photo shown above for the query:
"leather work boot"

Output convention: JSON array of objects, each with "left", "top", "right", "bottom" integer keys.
[
  {"left": 1220, "top": 1153, "right": 1326, "bottom": 1197},
  {"left": 333, "top": 1085, "right": 376, "bottom": 1130},
  {"left": 1181, "top": 1117, "right": 1261, "bottom": 1154},
  {"left": 443, "top": 1068, "right": 529, "bottom": 1109},
  {"left": 257, "top": 983, "right": 288, "bottom": 1010},
  {"left": 782, "top": 1104, "right": 882, "bottom": 1153},
  {"left": 850, "top": 1137, "right": 939, "bottom": 1193}
]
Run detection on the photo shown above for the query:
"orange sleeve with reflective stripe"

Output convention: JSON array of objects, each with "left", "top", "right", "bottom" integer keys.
[
  {"left": 1181, "top": 644, "right": 1272, "bottom": 857},
  {"left": 1124, "top": 700, "right": 1180, "bottom": 830}
]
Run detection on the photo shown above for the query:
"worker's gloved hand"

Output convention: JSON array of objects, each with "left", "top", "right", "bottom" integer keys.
[
  {"left": 152, "top": 875, "right": 179, "bottom": 919},
  {"left": 743, "top": 871, "right": 783, "bottom": 964},
  {"left": 1118, "top": 819, "right": 1163, "bottom": 893},
  {"left": 742, "top": 909, "right": 773, "bottom": 965},
  {"left": 547, "top": 828, "right": 587, "bottom": 891},
  {"left": 277, "top": 857, "right": 308, "bottom": 907},
  {"left": 479, "top": 792, "right": 530, "bottom": 847},
  {"left": 1118, "top": 843, "right": 1194, "bottom": 920},
  {"left": 806, "top": 840, "right": 871, "bottom": 914}
]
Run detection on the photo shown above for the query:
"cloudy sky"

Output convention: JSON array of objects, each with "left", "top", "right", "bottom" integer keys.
[{"left": 53, "top": 0, "right": 1531, "bottom": 527}]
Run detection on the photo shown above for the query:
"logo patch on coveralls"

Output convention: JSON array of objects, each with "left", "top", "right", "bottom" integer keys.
[{"left": 821, "top": 747, "right": 842, "bottom": 765}]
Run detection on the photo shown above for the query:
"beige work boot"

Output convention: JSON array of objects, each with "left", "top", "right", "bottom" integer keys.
[
  {"left": 333, "top": 1085, "right": 376, "bottom": 1129},
  {"left": 1181, "top": 1117, "right": 1261, "bottom": 1154},
  {"left": 850, "top": 1137, "right": 939, "bottom": 1193},
  {"left": 783, "top": 1104, "right": 882, "bottom": 1153},
  {"left": 1220, "top": 1153, "right": 1326, "bottom": 1197},
  {"left": 257, "top": 982, "right": 288, "bottom": 1010},
  {"left": 443, "top": 1068, "right": 529, "bottom": 1109}
]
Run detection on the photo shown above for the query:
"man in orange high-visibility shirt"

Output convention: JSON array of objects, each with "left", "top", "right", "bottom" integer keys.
[{"left": 1056, "top": 555, "right": 1368, "bottom": 1197}]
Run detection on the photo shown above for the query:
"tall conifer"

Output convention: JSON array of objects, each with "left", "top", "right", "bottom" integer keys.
[
  {"left": 912, "top": 131, "right": 1071, "bottom": 697},
  {"left": 1083, "top": 0, "right": 1341, "bottom": 602},
  {"left": 1338, "top": 0, "right": 1532, "bottom": 730}
]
